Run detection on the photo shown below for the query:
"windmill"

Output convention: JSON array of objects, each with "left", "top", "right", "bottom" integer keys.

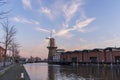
[{"left": 46, "top": 30, "right": 57, "bottom": 63}]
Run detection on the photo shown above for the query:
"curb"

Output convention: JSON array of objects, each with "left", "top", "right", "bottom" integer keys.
[{"left": 21, "top": 64, "right": 31, "bottom": 80}]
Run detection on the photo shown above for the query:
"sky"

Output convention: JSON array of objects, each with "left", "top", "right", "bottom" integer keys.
[{"left": 0, "top": 0, "right": 120, "bottom": 59}]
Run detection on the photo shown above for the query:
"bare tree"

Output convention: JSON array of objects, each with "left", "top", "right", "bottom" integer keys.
[
  {"left": 10, "top": 41, "right": 20, "bottom": 63},
  {"left": 1, "top": 20, "right": 16, "bottom": 67}
]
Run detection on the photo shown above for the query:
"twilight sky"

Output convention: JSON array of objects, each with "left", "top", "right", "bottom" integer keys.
[{"left": 0, "top": 0, "right": 120, "bottom": 59}]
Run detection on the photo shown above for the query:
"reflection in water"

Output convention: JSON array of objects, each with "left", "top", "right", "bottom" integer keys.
[
  {"left": 24, "top": 63, "right": 48, "bottom": 80},
  {"left": 24, "top": 63, "right": 120, "bottom": 80}
]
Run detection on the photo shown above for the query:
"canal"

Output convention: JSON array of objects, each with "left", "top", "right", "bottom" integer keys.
[{"left": 24, "top": 63, "right": 120, "bottom": 80}]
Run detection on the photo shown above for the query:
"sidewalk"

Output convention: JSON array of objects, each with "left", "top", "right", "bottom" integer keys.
[
  {"left": 0, "top": 62, "right": 12, "bottom": 72},
  {"left": 0, "top": 64, "right": 30, "bottom": 80}
]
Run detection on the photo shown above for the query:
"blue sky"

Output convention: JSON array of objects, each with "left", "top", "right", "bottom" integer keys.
[{"left": 0, "top": 0, "right": 120, "bottom": 59}]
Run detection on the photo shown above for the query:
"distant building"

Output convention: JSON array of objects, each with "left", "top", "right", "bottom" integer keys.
[
  {"left": 0, "top": 46, "right": 5, "bottom": 62},
  {"left": 34, "top": 57, "right": 41, "bottom": 62}
]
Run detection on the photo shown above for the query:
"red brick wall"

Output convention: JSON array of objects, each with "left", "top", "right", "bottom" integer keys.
[
  {"left": 83, "top": 53, "right": 88, "bottom": 62},
  {"left": 60, "top": 49, "right": 120, "bottom": 63},
  {"left": 99, "top": 51, "right": 104, "bottom": 62},
  {"left": 106, "top": 51, "right": 112, "bottom": 62},
  {"left": 0, "top": 47, "right": 5, "bottom": 62},
  {"left": 112, "top": 51, "right": 120, "bottom": 62},
  {"left": 88, "top": 51, "right": 97, "bottom": 62},
  {"left": 78, "top": 52, "right": 82, "bottom": 62}
]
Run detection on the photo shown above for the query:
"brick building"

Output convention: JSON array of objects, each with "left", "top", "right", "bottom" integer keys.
[
  {"left": 60, "top": 47, "right": 120, "bottom": 64},
  {"left": 0, "top": 46, "right": 5, "bottom": 62}
]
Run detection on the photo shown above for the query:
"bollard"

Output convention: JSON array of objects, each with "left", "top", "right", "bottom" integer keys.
[{"left": 21, "top": 73, "right": 24, "bottom": 78}]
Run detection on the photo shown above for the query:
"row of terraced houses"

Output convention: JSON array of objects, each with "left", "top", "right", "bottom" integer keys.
[{"left": 53, "top": 47, "right": 120, "bottom": 64}]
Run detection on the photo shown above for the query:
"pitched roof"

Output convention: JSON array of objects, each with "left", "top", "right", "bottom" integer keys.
[{"left": 0, "top": 46, "right": 5, "bottom": 50}]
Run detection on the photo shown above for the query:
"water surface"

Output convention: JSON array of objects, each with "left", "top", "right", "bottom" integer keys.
[{"left": 24, "top": 63, "right": 120, "bottom": 80}]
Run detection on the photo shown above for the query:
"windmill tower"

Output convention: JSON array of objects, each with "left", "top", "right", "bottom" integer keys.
[{"left": 47, "top": 31, "right": 57, "bottom": 62}]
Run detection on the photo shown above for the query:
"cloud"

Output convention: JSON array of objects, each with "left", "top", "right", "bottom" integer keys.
[
  {"left": 36, "top": 0, "right": 95, "bottom": 38},
  {"left": 38, "top": 0, "right": 84, "bottom": 21},
  {"left": 12, "top": 16, "right": 40, "bottom": 25},
  {"left": 39, "top": 7, "right": 52, "bottom": 18},
  {"left": 35, "top": 26, "right": 74, "bottom": 38},
  {"left": 35, "top": 27, "right": 50, "bottom": 33},
  {"left": 74, "top": 18, "right": 95, "bottom": 32},
  {"left": 62, "top": 0, "right": 83, "bottom": 23},
  {"left": 22, "top": 0, "right": 32, "bottom": 9},
  {"left": 35, "top": 17, "right": 95, "bottom": 39},
  {"left": 55, "top": 18, "right": 95, "bottom": 37},
  {"left": 56, "top": 28, "right": 74, "bottom": 36},
  {"left": 56, "top": 29, "right": 74, "bottom": 38},
  {"left": 35, "top": 27, "right": 57, "bottom": 36},
  {"left": 61, "top": 0, "right": 85, "bottom": 29}
]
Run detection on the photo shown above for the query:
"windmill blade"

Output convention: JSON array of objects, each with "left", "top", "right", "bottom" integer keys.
[{"left": 46, "top": 37, "right": 50, "bottom": 39}]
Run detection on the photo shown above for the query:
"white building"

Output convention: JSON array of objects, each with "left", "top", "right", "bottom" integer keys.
[{"left": 53, "top": 49, "right": 65, "bottom": 62}]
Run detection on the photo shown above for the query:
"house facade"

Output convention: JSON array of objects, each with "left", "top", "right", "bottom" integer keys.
[
  {"left": 53, "top": 49, "right": 65, "bottom": 62},
  {"left": 60, "top": 47, "right": 120, "bottom": 64},
  {"left": 0, "top": 46, "right": 5, "bottom": 62}
]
